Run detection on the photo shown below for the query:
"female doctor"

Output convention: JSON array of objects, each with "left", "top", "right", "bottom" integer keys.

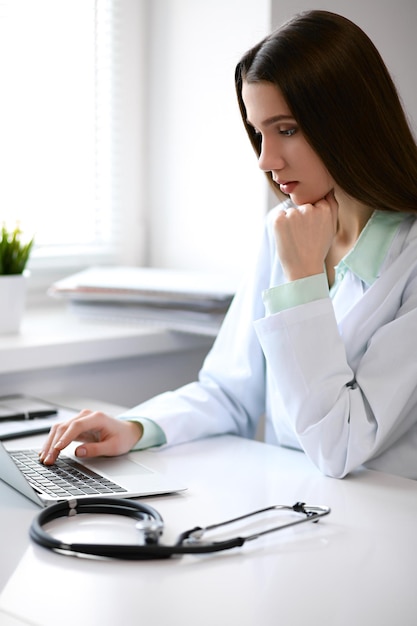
[{"left": 41, "top": 10, "right": 417, "bottom": 479}]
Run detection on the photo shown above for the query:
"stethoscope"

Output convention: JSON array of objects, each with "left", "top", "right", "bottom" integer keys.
[{"left": 30, "top": 497, "right": 331, "bottom": 560}]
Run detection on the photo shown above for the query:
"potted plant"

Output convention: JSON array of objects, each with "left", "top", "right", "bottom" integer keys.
[{"left": 0, "top": 225, "right": 34, "bottom": 333}]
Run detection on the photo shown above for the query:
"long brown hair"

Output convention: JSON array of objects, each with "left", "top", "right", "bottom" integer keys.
[{"left": 235, "top": 10, "right": 417, "bottom": 213}]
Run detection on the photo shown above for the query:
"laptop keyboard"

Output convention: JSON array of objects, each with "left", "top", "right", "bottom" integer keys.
[{"left": 10, "top": 449, "right": 127, "bottom": 498}]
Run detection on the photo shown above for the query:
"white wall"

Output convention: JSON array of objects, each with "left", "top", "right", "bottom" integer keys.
[
  {"left": 146, "top": 0, "right": 271, "bottom": 277},
  {"left": 113, "top": 0, "right": 150, "bottom": 266}
]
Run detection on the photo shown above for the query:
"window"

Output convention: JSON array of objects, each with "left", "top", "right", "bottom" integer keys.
[{"left": 0, "top": 0, "right": 147, "bottom": 294}]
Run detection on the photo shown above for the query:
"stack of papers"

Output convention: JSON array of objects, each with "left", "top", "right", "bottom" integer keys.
[{"left": 48, "top": 266, "right": 238, "bottom": 336}]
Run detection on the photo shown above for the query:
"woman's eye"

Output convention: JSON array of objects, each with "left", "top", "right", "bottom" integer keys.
[{"left": 279, "top": 127, "right": 297, "bottom": 137}]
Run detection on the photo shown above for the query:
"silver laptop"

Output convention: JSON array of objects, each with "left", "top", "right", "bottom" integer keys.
[{"left": 0, "top": 441, "right": 187, "bottom": 507}]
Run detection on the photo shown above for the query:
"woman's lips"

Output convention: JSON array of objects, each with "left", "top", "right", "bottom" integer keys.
[{"left": 279, "top": 181, "right": 298, "bottom": 194}]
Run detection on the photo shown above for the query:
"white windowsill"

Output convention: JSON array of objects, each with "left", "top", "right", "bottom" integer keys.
[{"left": 0, "top": 303, "right": 213, "bottom": 375}]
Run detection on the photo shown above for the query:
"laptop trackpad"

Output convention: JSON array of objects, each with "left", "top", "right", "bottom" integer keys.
[{"left": 86, "top": 457, "right": 153, "bottom": 476}]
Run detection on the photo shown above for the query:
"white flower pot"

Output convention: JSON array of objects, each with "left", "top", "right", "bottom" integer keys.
[{"left": 0, "top": 272, "right": 29, "bottom": 334}]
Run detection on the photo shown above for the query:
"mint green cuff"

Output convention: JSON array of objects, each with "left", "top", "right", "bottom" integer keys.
[
  {"left": 263, "top": 273, "right": 329, "bottom": 315},
  {"left": 118, "top": 416, "right": 167, "bottom": 450}
]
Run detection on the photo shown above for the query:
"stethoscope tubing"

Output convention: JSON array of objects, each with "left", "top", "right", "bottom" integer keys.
[{"left": 30, "top": 497, "right": 330, "bottom": 560}]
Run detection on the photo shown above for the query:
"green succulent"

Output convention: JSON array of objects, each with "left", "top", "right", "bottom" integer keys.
[{"left": 0, "top": 225, "right": 34, "bottom": 275}]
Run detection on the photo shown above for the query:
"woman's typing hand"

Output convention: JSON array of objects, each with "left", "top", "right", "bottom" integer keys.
[{"left": 39, "top": 409, "right": 143, "bottom": 465}]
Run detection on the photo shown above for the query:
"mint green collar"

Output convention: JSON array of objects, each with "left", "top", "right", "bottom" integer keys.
[{"left": 333, "top": 210, "right": 407, "bottom": 288}]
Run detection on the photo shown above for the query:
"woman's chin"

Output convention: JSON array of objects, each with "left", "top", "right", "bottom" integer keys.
[{"left": 289, "top": 190, "right": 332, "bottom": 206}]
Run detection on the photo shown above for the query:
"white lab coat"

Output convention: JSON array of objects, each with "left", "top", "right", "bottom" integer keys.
[{"left": 127, "top": 206, "right": 417, "bottom": 479}]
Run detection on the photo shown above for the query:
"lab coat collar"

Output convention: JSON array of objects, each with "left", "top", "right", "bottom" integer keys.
[{"left": 336, "top": 210, "right": 408, "bottom": 287}]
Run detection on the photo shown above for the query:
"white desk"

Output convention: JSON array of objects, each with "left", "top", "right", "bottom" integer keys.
[{"left": 0, "top": 433, "right": 416, "bottom": 626}]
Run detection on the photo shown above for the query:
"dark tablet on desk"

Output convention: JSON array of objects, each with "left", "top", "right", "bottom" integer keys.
[{"left": 0, "top": 394, "right": 77, "bottom": 440}]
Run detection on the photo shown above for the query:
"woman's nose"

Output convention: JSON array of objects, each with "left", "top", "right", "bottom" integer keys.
[{"left": 257, "top": 138, "right": 285, "bottom": 172}]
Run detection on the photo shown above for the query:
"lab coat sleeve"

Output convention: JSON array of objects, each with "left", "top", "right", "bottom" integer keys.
[
  {"left": 263, "top": 273, "right": 329, "bottom": 314},
  {"left": 118, "top": 223, "right": 270, "bottom": 447},
  {"left": 254, "top": 247, "right": 417, "bottom": 478},
  {"left": 117, "top": 417, "right": 167, "bottom": 450}
]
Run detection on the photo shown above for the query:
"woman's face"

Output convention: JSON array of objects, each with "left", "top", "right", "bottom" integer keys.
[{"left": 241, "top": 80, "right": 334, "bottom": 206}]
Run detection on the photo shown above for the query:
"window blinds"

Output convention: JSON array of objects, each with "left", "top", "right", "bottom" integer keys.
[{"left": 0, "top": 0, "right": 125, "bottom": 261}]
